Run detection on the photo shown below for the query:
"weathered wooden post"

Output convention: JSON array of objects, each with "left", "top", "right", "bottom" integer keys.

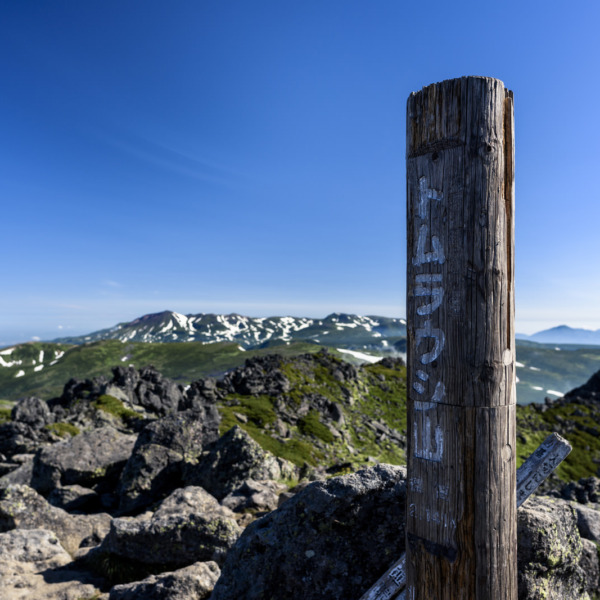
[{"left": 405, "top": 76, "right": 516, "bottom": 599}]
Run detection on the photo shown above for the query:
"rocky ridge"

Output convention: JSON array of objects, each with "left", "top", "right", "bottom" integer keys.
[{"left": 1, "top": 354, "right": 600, "bottom": 598}]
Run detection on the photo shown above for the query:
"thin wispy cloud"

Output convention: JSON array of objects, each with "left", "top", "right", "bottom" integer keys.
[{"left": 100, "top": 132, "right": 243, "bottom": 188}]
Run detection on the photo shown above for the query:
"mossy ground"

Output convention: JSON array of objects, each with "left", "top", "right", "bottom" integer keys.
[
  {"left": 0, "top": 408, "right": 11, "bottom": 424},
  {"left": 298, "top": 410, "right": 335, "bottom": 444},
  {"left": 0, "top": 400, "right": 14, "bottom": 424},
  {"left": 92, "top": 394, "right": 140, "bottom": 421},
  {"left": 217, "top": 353, "right": 599, "bottom": 483},
  {"left": 516, "top": 401, "right": 600, "bottom": 481},
  {"left": 219, "top": 398, "right": 321, "bottom": 466},
  {"left": 217, "top": 353, "right": 407, "bottom": 470},
  {"left": 44, "top": 422, "right": 81, "bottom": 438},
  {"left": 0, "top": 339, "right": 326, "bottom": 402}
]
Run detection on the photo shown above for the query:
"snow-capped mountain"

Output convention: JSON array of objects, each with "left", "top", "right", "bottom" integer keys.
[{"left": 52, "top": 311, "right": 407, "bottom": 351}]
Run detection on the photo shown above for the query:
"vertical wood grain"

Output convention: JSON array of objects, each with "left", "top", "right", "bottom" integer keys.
[{"left": 405, "top": 76, "right": 516, "bottom": 600}]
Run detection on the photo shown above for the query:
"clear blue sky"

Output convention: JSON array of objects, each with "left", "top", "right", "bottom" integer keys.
[{"left": 2, "top": 1, "right": 599, "bottom": 345}]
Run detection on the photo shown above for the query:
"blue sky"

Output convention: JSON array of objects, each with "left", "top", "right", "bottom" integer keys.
[{"left": 1, "top": 1, "right": 599, "bottom": 345}]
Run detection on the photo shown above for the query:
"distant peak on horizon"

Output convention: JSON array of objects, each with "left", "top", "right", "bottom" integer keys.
[{"left": 517, "top": 324, "right": 600, "bottom": 345}]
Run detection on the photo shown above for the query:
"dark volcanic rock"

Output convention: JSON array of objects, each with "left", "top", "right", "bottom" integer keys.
[
  {"left": 118, "top": 408, "right": 219, "bottom": 514},
  {"left": 48, "top": 484, "right": 101, "bottom": 513},
  {"left": 181, "top": 377, "right": 223, "bottom": 408},
  {"left": 211, "top": 464, "right": 407, "bottom": 600},
  {"left": 133, "top": 366, "right": 185, "bottom": 415},
  {"left": 0, "top": 421, "right": 41, "bottom": 457},
  {"left": 377, "top": 356, "right": 405, "bottom": 369},
  {"left": 101, "top": 486, "right": 241, "bottom": 568},
  {"left": 48, "top": 366, "right": 194, "bottom": 425},
  {"left": 109, "top": 365, "right": 192, "bottom": 416},
  {"left": 184, "top": 426, "right": 296, "bottom": 500},
  {"left": 11, "top": 396, "right": 53, "bottom": 429},
  {"left": 31, "top": 426, "right": 136, "bottom": 495},
  {"left": 518, "top": 496, "right": 595, "bottom": 600},
  {"left": 562, "top": 370, "right": 600, "bottom": 403},
  {"left": 559, "top": 476, "right": 600, "bottom": 504},
  {"left": 108, "top": 561, "right": 220, "bottom": 600},
  {"left": 218, "top": 355, "right": 291, "bottom": 396},
  {"left": 221, "top": 479, "right": 287, "bottom": 514}
]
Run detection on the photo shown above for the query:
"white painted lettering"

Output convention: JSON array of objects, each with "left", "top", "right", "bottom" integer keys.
[
  {"left": 417, "top": 176, "right": 443, "bottom": 219},
  {"left": 413, "top": 413, "right": 444, "bottom": 462},
  {"left": 415, "top": 321, "right": 445, "bottom": 364},
  {"left": 414, "top": 273, "right": 444, "bottom": 315},
  {"left": 413, "top": 382, "right": 425, "bottom": 394},
  {"left": 412, "top": 224, "right": 446, "bottom": 266},
  {"left": 410, "top": 477, "right": 424, "bottom": 493}
]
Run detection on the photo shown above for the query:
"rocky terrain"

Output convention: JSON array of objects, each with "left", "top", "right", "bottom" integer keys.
[{"left": 1, "top": 352, "right": 600, "bottom": 598}]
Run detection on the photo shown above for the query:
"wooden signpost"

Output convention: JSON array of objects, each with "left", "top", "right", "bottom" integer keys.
[
  {"left": 359, "top": 433, "right": 572, "bottom": 600},
  {"left": 358, "top": 76, "right": 573, "bottom": 600},
  {"left": 405, "top": 76, "right": 516, "bottom": 599}
]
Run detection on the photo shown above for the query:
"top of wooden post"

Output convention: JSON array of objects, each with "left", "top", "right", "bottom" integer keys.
[{"left": 407, "top": 76, "right": 513, "bottom": 160}]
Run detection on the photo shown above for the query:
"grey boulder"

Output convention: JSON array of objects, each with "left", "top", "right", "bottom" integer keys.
[
  {"left": 211, "top": 464, "right": 407, "bottom": 600},
  {"left": 108, "top": 561, "right": 220, "bottom": 600},
  {"left": 518, "top": 495, "right": 597, "bottom": 600},
  {"left": 221, "top": 478, "right": 287, "bottom": 513},
  {"left": 184, "top": 426, "right": 296, "bottom": 500},
  {"left": 31, "top": 426, "right": 136, "bottom": 495},
  {"left": 48, "top": 484, "right": 101, "bottom": 512},
  {"left": 101, "top": 486, "right": 241, "bottom": 568},
  {"left": 0, "top": 528, "right": 105, "bottom": 600},
  {"left": 11, "top": 396, "right": 53, "bottom": 429},
  {"left": 574, "top": 503, "right": 600, "bottom": 543},
  {"left": 0, "top": 484, "right": 111, "bottom": 555},
  {"left": 117, "top": 409, "right": 218, "bottom": 515}
]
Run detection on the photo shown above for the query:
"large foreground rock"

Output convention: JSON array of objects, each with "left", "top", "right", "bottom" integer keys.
[
  {"left": 0, "top": 484, "right": 111, "bottom": 555},
  {"left": 31, "top": 426, "right": 136, "bottom": 495},
  {"left": 100, "top": 486, "right": 241, "bottom": 569},
  {"left": 518, "top": 495, "right": 598, "bottom": 599},
  {"left": 109, "top": 561, "right": 220, "bottom": 600},
  {"left": 184, "top": 426, "right": 296, "bottom": 500},
  {"left": 118, "top": 409, "right": 218, "bottom": 514},
  {"left": 211, "top": 464, "right": 407, "bottom": 600},
  {"left": 0, "top": 528, "right": 105, "bottom": 600},
  {"left": 0, "top": 455, "right": 34, "bottom": 489},
  {"left": 212, "top": 465, "right": 600, "bottom": 600}
]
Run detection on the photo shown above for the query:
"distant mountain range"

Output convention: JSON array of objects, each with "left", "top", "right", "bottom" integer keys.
[
  {"left": 517, "top": 325, "right": 600, "bottom": 346},
  {"left": 52, "top": 311, "right": 599, "bottom": 349},
  {"left": 2, "top": 311, "right": 600, "bottom": 406},
  {"left": 52, "top": 311, "right": 408, "bottom": 352}
]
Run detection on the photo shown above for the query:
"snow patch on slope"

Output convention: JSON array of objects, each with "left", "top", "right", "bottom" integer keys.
[{"left": 337, "top": 348, "right": 380, "bottom": 364}]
